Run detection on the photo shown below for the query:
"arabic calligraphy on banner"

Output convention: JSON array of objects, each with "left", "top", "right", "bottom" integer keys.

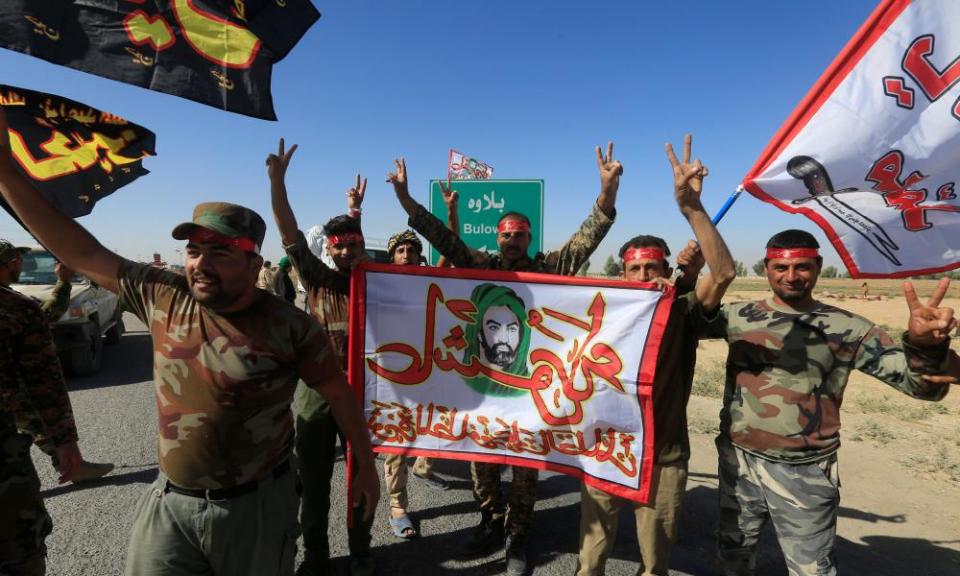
[
  {"left": 0, "top": 0, "right": 320, "bottom": 119},
  {"left": 0, "top": 84, "right": 155, "bottom": 218},
  {"left": 349, "top": 263, "right": 671, "bottom": 502},
  {"left": 741, "top": 0, "right": 960, "bottom": 278}
]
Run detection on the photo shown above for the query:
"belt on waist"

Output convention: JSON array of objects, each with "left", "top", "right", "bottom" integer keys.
[{"left": 163, "top": 460, "right": 290, "bottom": 500}]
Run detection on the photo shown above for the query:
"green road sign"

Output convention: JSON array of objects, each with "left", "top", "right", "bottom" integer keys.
[{"left": 428, "top": 179, "right": 544, "bottom": 265}]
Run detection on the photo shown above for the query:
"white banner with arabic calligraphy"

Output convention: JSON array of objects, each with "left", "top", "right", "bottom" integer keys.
[
  {"left": 348, "top": 263, "right": 672, "bottom": 503},
  {"left": 742, "top": 0, "right": 960, "bottom": 278}
]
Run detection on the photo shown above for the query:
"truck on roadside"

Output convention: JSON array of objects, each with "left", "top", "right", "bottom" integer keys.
[{"left": 12, "top": 247, "right": 123, "bottom": 376}]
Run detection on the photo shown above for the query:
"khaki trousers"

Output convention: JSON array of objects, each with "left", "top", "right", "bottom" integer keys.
[
  {"left": 383, "top": 454, "right": 433, "bottom": 512},
  {"left": 123, "top": 468, "right": 299, "bottom": 576},
  {"left": 577, "top": 461, "right": 688, "bottom": 576}
]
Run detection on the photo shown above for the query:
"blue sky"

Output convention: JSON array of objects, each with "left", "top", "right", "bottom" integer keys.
[{"left": 0, "top": 0, "right": 881, "bottom": 272}]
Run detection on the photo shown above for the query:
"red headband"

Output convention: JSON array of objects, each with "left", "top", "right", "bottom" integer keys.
[
  {"left": 622, "top": 247, "right": 665, "bottom": 263},
  {"left": 188, "top": 229, "right": 258, "bottom": 253},
  {"left": 498, "top": 220, "right": 530, "bottom": 234},
  {"left": 327, "top": 232, "right": 364, "bottom": 245},
  {"left": 766, "top": 248, "right": 819, "bottom": 260}
]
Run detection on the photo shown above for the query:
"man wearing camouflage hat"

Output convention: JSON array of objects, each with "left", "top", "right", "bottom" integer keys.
[
  {"left": 267, "top": 140, "right": 377, "bottom": 576},
  {"left": 0, "top": 109, "right": 379, "bottom": 576},
  {"left": 0, "top": 241, "right": 115, "bottom": 484},
  {"left": 380, "top": 229, "right": 450, "bottom": 541},
  {"left": 703, "top": 228, "right": 954, "bottom": 576},
  {"left": 0, "top": 239, "right": 81, "bottom": 575},
  {"left": 387, "top": 143, "right": 622, "bottom": 575}
]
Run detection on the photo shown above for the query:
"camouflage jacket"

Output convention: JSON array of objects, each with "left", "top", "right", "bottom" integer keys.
[
  {"left": 0, "top": 285, "right": 77, "bottom": 447},
  {"left": 408, "top": 202, "right": 614, "bottom": 274},
  {"left": 117, "top": 261, "right": 338, "bottom": 489},
  {"left": 703, "top": 298, "right": 950, "bottom": 463},
  {"left": 283, "top": 231, "right": 352, "bottom": 420}
]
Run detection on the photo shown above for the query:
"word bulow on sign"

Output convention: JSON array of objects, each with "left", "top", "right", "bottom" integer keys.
[
  {"left": 349, "top": 263, "right": 672, "bottom": 502},
  {"left": 428, "top": 179, "right": 543, "bottom": 265},
  {"left": 742, "top": 0, "right": 960, "bottom": 278}
]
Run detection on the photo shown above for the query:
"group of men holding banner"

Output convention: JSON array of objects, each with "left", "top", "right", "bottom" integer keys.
[{"left": 1, "top": 92, "right": 958, "bottom": 576}]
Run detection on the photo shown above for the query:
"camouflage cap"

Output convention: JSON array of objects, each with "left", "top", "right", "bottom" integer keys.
[
  {"left": 171, "top": 202, "right": 266, "bottom": 252},
  {"left": 0, "top": 239, "right": 30, "bottom": 264},
  {"left": 387, "top": 229, "right": 423, "bottom": 257}
]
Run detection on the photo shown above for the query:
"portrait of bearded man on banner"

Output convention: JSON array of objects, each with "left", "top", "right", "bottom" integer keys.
[{"left": 462, "top": 283, "right": 531, "bottom": 397}]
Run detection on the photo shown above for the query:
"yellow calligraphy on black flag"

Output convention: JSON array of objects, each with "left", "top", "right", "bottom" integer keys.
[
  {"left": 0, "top": 85, "right": 155, "bottom": 219},
  {"left": 0, "top": 0, "right": 320, "bottom": 120}
]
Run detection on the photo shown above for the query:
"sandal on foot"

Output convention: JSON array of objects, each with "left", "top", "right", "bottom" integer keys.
[{"left": 388, "top": 514, "right": 418, "bottom": 539}]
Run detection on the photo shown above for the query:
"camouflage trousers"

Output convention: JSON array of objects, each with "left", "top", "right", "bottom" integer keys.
[
  {"left": 716, "top": 435, "right": 840, "bottom": 576},
  {"left": 471, "top": 462, "right": 538, "bottom": 537},
  {"left": 576, "top": 461, "right": 688, "bottom": 576},
  {"left": 0, "top": 430, "right": 52, "bottom": 576},
  {"left": 383, "top": 454, "right": 433, "bottom": 512}
]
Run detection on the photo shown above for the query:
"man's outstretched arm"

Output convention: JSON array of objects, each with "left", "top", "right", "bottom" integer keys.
[
  {"left": 267, "top": 138, "right": 301, "bottom": 247},
  {"left": 0, "top": 108, "right": 122, "bottom": 291},
  {"left": 666, "top": 134, "right": 735, "bottom": 310},
  {"left": 388, "top": 158, "right": 483, "bottom": 268},
  {"left": 547, "top": 143, "right": 622, "bottom": 275}
]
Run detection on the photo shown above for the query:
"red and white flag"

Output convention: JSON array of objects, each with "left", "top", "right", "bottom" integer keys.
[
  {"left": 349, "top": 263, "right": 672, "bottom": 502},
  {"left": 448, "top": 149, "right": 494, "bottom": 180},
  {"left": 743, "top": 0, "right": 960, "bottom": 278}
]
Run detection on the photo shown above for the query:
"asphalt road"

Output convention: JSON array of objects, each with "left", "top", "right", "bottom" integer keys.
[{"left": 36, "top": 314, "right": 759, "bottom": 576}]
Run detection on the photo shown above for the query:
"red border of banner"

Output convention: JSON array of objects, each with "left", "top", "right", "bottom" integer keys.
[
  {"left": 739, "top": 0, "right": 960, "bottom": 279},
  {"left": 347, "top": 261, "right": 672, "bottom": 503}
]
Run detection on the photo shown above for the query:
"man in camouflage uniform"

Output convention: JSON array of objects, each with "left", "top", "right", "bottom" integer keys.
[
  {"left": 380, "top": 230, "right": 449, "bottom": 540},
  {"left": 577, "top": 135, "right": 736, "bottom": 576},
  {"left": 702, "top": 229, "right": 954, "bottom": 576},
  {"left": 0, "top": 243, "right": 81, "bottom": 576},
  {"left": 0, "top": 244, "right": 115, "bottom": 483},
  {"left": 388, "top": 143, "right": 623, "bottom": 575},
  {"left": 267, "top": 141, "right": 377, "bottom": 576},
  {"left": 0, "top": 110, "right": 379, "bottom": 576}
]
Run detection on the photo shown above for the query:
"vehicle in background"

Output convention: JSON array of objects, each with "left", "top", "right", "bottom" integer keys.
[{"left": 12, "top": 248, "right": 123, "bottom": 376}]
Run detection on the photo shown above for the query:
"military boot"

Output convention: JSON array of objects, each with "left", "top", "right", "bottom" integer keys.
[
  {"left": 459, "top": 514, "right": 504, "bottom": 557},
  {"left": 505, "top": 533, "right": 528, "bottom": 576}
]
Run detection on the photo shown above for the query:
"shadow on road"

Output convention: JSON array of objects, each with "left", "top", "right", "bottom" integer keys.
[
  {"left": 596, "top": 479, "right": 960, "bottom": 575},
  {"left": 41, "top": 465, "right": 158, "bottom": 498},
  {"left": 67, "top": 332, "right": 153, "bottom": 390}
]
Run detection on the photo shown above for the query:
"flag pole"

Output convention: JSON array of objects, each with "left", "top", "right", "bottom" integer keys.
[{"left": 711, "top": 185, "right": 743, "bottom": 226}]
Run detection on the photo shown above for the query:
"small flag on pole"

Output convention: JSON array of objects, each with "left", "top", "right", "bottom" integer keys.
[{"left": 448, "top": 149, "right": 494, "bottom": 180}]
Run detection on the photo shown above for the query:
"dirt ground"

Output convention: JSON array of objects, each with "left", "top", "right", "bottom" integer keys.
[{"left": 683, "top": 279, "right": 960, "bottom": 574}]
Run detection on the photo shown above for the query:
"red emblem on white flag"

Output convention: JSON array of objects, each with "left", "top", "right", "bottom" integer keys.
[{"left": 743, "top": 0, "right": 960, "bottom": 278}]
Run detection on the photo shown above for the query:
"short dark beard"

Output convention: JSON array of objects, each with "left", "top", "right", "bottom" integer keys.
[{"left": 480, "top": 336, "right": 516, "bottom": 370}]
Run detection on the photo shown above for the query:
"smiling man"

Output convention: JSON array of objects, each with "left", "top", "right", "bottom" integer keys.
[
  {"left": 267, "top": 140, "right": 379, "bottom": 576},
  {"left": 0, "top": 109, "right": 378, "bottom": 576},
  {"left": 705, "top": 229, "right": 955, "bottom": 576}
]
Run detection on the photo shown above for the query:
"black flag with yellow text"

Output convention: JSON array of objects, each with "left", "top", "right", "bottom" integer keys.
[
  {"left": 0, "top": 0, "right": 320, "bottom": 120},
  {"left": 0, "top": 85, "right": 155, "bottom": 219}
]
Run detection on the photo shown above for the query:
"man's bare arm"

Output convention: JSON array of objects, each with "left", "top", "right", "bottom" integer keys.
[
  {"left": 665, "top": 135, "right": 735, "bottom": 310},
  {"left": 266, "top": 138, "right": 300, "bottom": 246},
  {"left": 0, "top": 108, "right": 122, "bottom": 291}
]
